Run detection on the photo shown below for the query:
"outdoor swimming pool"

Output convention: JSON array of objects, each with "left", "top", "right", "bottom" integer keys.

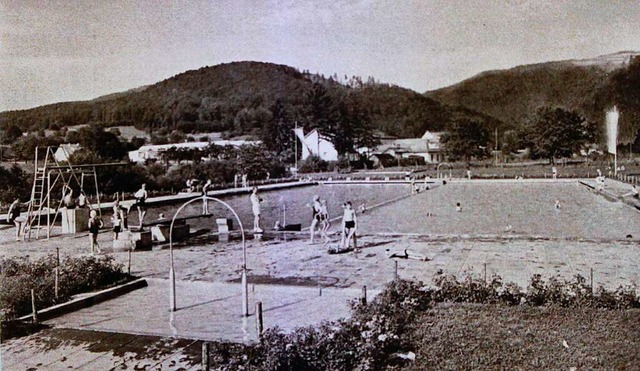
[
  {"left": 133, "top": 183, "right": 414, "bottom": 234},
  {"left": 357, "top": 180, "right": 640, "bottom": 240}
]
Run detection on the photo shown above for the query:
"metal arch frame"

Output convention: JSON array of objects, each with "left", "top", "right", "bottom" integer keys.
[
  {"left": 169, "top": 195, "right": 249, "bottom": 315},
  {"left": 436, "top": 162, "right": 453, "bottom": 179}
]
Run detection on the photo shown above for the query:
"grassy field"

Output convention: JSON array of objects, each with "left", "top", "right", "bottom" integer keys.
[{"left": 409, "top": 304, "right": 640, "bottom": 370}]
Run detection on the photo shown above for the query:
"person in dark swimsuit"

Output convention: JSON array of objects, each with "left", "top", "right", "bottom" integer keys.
[
  {"left": 7, "top": 199, "right": 22, "bottom": 241},
  {"left": 88, "top": 209, "right": 103, "bottom": 254},
  {"left": 309, "top": 195, "right": 322, "bottom": 244},
  {"left": 341, "top": 201, "right": 357, "bottom": 249},
  {"left": 134, "top": 184, "right": 148, "bottom": 229},
  {"left": 319, "top": 199, "right": 331, "bottom": 243}
]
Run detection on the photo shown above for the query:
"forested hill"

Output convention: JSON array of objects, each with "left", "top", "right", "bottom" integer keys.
[
  {"left": 426, "top": 51, "right": 640, "bottom": 142},
  {"left": 0, "top": 61, "right": 497, "bottom": 140}
]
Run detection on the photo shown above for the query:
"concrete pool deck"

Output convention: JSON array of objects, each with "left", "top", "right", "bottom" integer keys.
[{"left": 1, "top": 177, "right": 639, "bottom": 369}]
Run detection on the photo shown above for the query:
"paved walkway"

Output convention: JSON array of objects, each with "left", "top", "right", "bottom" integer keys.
[{"left": 44, "top": 279, "right": 377, "bottom": 343}]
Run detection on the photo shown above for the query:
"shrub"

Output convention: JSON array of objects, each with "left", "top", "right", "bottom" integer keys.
[
  {"left": 200, "top": 274, "right": 639, "bottom": 370},
  {"left": 298, "top": 155, "right": 329, "bottom": 173},
  {"left": 0, "top": 254, "right": 129, "bottom": 322}
]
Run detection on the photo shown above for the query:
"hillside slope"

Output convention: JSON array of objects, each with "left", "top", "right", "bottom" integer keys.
[
  {"left": 427, "top": 51, "right": 640, "bottom": 131},
  {"left": 0, "top": 61, "right": 495, "bottom": 139}
]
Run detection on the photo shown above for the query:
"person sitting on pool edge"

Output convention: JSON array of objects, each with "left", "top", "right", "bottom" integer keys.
[
  {"left": 622, "top": 185, "right": 639, "bottom": 200},
  {"left": 341, "top": 201, "right": 357, "bottom": 250}
]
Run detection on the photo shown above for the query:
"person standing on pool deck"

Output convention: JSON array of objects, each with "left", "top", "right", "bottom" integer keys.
[
  {"left": 242, "top": 173, "right": 248, "bottom": 188},
  {"left": 319, "top": 199, "right": 331, "bottom": 243},
  {"left": 250, "top": 186, "right": 263, "bottom": 233},
  {"left": 552, "top": 166, "right": 557, "bottom": 180},
  {"left": 6, "top": 198, "right": 22, "bottom": 241},
  {"left": 341, "top": 201, "right": 358, "bottom": 249},
  {"left": 309, "top": 195, "right": 322, "bottom": 244},
  {"left": 202, "top": 179, "right": 212, "bottom": 214},
  {"left": 88, "top": 209, "right": 103, "bottom": 254},
  {"left": 134, "top": 183, "right": 148, "bottom": 229}
]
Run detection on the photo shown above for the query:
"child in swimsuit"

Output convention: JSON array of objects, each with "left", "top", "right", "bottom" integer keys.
[
  {"left": 320, "top": 199, "right": 330, "bottom": 243},
  {"left": 341, "top": 201, "right": 357, "bottom": 249}
]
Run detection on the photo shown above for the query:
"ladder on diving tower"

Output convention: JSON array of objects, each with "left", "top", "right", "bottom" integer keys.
[
  {"left": 24, "top": 147, "right": 74, "bottom": 240},
  {"left": 25, "top": 147, "right": 55, "bottom": 239},
  {"left": 25, "top": 146, "right": 100, "bottom": 240}
]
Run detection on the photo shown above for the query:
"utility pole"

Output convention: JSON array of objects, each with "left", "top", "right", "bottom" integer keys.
[
  {"left": 294, "top": 121, "right": 298, "bottom": 172},
  {"left": 494, "top": 127, "right": 498, "bottom": 166}
]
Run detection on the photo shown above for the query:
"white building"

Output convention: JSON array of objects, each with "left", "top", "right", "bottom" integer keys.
[
  {"left": 128, "top": 140, "right": 262, "bottom": 163},
  {"left": 370, "top": 130, "right": 444, "bottom": 167},
  {"left": 293, "top": 128, "right": 338, "bottom": 161},
  {"left": 54, "top": 143, "right": 82, "bottom": 162}
]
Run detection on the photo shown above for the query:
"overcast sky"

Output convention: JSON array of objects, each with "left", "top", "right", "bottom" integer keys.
[{"left": 1, "top": 0, "right": 639, "bottom": 112}]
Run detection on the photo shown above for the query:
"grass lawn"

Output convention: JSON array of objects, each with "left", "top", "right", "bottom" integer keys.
[{"left": 409, "top": 303, "right": 640, "bottom": 370}]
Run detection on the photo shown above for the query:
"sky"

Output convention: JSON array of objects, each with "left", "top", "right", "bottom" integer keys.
[{"left": 1, "top": 0, "right": 639, "bottom": 112}]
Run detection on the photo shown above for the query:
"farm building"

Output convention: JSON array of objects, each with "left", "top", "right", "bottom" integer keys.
[{"left": 370, "top": 131, "right": 444, "bottom": 167}]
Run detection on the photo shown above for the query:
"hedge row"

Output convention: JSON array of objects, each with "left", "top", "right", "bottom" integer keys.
[
  {"left": 0, "top": 254, "right": 130, "bottom": 322},
  {"left": 206, "top": 274, "right": 639, "bottom": 370}
]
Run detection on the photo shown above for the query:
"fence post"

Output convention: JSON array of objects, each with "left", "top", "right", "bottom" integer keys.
[
  {"left": 255, "top": 301, "right": 264, "bottom": 338},
  {"left": 590, "top": 268, "right": 594, "bottom": 295},
  {"left": 361, "top": 286, "right": 367, "bottom": 305},
  {"left": 483, "top": 263, "right": 487, "bottom": 284},
  {"left": 394, "top": 260, "right": 398, "bottom": 280},
  {"left": 31, "top": 289, "right": 38, "bottom": 323},
  {"left": 318, "top": 285, "right": 322, "bottom": 296},
  {"left": 54, "top": 267, "right": 59, "bottom": 299},
  {"left": 128, "top": 248, "right": 132, "bottom": 275},
  {"left": 56, "top": 247, "right": 60, "bottom": 266},
  {"left": 202, "top": 342, "right": 210, "bottom": 371}
]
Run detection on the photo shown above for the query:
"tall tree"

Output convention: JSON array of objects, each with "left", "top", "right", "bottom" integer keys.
[
  {"left": 441, "top": 118, "right": 489, "bottom": 161},
  {"left": 1, "top": 124, "right": 23, "bottom": 145},
  {"left": 261, "top": 99, "right": 295, "bottom": 161},
  {"left": 305, "top": 83, "right": 341, "bottom": 147},
  {"left": 529, "top": 106, "right": 596, "bottom": 163}
]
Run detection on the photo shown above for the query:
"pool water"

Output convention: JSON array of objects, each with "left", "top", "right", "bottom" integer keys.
[
  {"left": 357, "top": 181, "right": 640, "bottom": 240},
  {"left": 127, "top": 183, "right": 413, "bottom": 234}
]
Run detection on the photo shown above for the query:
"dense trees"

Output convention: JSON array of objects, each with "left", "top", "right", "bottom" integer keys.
[
  {"left": 528, "top": 107, "right": 596, "bottom": 163},
  {"left": 0, "top": 165, "right": 30, "bottom": 205},
  {"left": 0, "top": 61, "right": 459, "bottom": 152},
  {"left": 601, "top": 56, "right": 640, "bottom": 144},
  {"left": 440, "top": 119, "right": 489, "bottom": 161}
]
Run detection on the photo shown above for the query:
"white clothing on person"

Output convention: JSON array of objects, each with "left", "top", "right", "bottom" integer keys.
[{"left": 250, "top": 193, "right": 261, "bottom": 216}]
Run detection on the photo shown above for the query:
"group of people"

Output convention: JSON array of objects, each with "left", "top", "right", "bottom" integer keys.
[
  {"left": 250, "top": 189, "right": 358, "bottom": 250},
  {"left": 93, "top": 183, "right": 148, "bottom": 254},
  {"left": 234, "top": 173, "right": 249, "bottom": 188},
  {"left": 308, "top": 195, "right": 358, "bottom": 250}
]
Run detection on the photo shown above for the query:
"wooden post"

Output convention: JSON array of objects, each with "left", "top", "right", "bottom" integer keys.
[
  {"left": 202, "top": 342, "right": 210, "bottom": 371},
  {"left": 31, "top": 289, "right": 38, "bottom": 323},
  {"left": 590, "top": 268, "right": 594, "bottom": 295},
  {"left": 394, "top": 260, "right": 398, "bottom": 280},
  {"left": 318, "top": 285, "right": 322, "bottom": 296},
  {"left": 128, "top": 248, "right": 132, "bottom": 275},
  {"left": 255, "top": 302, "right": 264, "bottom": 337},
  {"left": 54, "top": 267, "right": 59, "bottom": 299},
  {"left": 483, "top": 263, "right": 487, "bottom": 283},
  {"left": 361, "top": 285, "right": 367, "bottom": 305},
  {"left": 56, "top": 247, "right": 60, "bottom": 266}
]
